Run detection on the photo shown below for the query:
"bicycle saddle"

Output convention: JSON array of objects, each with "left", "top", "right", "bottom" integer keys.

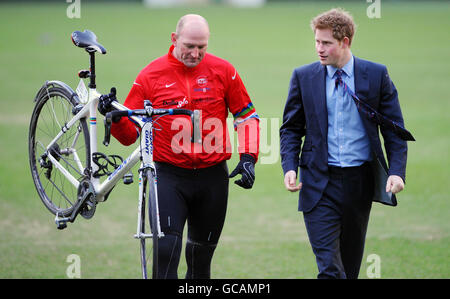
[{"left": 71, "top": 30, "right": 107, "bottom": 54}]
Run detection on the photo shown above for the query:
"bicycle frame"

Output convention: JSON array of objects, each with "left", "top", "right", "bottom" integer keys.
[
  {"left": 43, "top": 81, "right": 164, "bottom": 237},
  {"left": 29, "top": 31, "right": 197, "bottom": 278}
]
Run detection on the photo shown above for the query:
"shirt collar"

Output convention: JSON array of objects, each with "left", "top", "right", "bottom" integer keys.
[
  {"left": 168, "top": 44, "right": 183, "bottom": 66},
  {"left": 326, "top": 54, "right": 354, "bottom": 78}
]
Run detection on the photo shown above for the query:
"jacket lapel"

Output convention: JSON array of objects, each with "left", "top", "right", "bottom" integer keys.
[
  {"left": 354, "top": 56, "right": 370, "bottom": 102},
  {"left": 311, "top": 63, "right": 328, "bottom": 138}
]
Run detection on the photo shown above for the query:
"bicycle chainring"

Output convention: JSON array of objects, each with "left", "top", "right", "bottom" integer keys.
[{"left": 77, "top": 179, "right": 97, "bottom": 219}]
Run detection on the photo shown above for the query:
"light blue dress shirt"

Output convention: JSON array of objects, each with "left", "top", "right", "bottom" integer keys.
[{"left": 326, "top": 56, "right": 371, "bottom": 167}]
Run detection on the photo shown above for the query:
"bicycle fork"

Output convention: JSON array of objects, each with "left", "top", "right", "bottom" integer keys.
[
  {"left": 134, "top": 120, "right": 164, "bottom": 241},
  {"left": 134, "top": 166, "right": 165, "bottom": 240}
]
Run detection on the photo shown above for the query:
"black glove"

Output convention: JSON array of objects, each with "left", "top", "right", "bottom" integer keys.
[
  {"left": 229, "top": 154, "right": 256, "bottom": 189},
  {"left": 98, "top": 87, "right": 118, "bottom": 116}
]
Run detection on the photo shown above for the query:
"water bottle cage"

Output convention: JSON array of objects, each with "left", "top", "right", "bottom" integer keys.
[
  {"left": 92, "top": 152, "right": 124, "bottom": 178},
  {"left": 92, "top": 152, "right": 134, "bottom": 184}
]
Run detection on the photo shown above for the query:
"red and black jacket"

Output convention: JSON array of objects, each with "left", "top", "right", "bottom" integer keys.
[{"left": 111, "top": 45, "right": 259, "bottom": 169}]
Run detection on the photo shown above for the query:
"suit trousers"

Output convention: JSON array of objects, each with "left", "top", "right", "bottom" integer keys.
[{"left": 303, "top": 161, "right": 374, "bottom": 279}]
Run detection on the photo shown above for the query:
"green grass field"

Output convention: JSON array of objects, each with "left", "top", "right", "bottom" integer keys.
[{"left": 0, "top": 1, "right": 449, "bottom": 279}]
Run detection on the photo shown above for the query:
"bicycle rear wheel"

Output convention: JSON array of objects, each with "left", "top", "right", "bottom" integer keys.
[
  {"left": 139, "top": 169, "right": 160, "bottom": 279},
  {"left": 29, "top": 85, "right": 90, "bottom": 217}
]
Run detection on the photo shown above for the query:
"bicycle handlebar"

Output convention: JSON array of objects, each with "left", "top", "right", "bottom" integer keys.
[
  {"left": 103, "top": 103, "right": 201, "bottom": 146},
  {"left": 106, "top": 107, "right": 193, "bottom": 119}
]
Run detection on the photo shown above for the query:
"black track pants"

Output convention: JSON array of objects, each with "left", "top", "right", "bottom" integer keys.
[{"left": 154, "top": 161, "right": 229, "bottom": 279}]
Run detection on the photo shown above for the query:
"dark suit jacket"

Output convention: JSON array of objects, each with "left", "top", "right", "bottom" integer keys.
[{"left": 280, "top": 57, "right": 408, "bottom": 212}]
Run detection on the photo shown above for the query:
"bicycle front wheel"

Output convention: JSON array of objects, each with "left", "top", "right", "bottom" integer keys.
[
  {"left": 28, "top": 85, "right": 90, "bottom": 217},
  {"left": 139, "top": 169, "right": 160, "bottom": 279}
]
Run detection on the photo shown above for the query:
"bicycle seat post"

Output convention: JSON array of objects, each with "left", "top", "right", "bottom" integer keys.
[
  {"left": 88, "top": 51, "right": 96, "bottom": 89},
  {"left": 70, "top": 30, "right": 107, "bottom": 89}
]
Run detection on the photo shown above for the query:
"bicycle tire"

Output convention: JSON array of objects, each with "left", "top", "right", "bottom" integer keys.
[
  {"left": 29, "top": 85, "right": 90, "bottom": 217},
  {"left": 139, "top": 169, "right": 159, "bottom": 279}
]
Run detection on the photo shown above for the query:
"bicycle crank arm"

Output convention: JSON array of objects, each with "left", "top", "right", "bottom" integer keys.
[
  {"left": 54, "top": 196, "right": 89, "bottom": 230},
  {"left": 54, "top": 180, "right": 97, "bottom": 230}
]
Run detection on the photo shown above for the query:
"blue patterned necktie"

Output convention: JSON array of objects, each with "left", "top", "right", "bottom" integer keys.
[{"left": 335, "top": 69, "right": 415, "bottom": 141}]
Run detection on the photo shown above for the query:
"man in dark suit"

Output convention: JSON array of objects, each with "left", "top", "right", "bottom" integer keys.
[{"left": 280, "top": 8, "right": 410, "bottom": 278}]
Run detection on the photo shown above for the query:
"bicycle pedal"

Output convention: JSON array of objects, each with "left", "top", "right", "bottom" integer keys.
[
  {"left": 57, "top": 222, "right": 67, "bottom": 230},
  {"left": 123, "top": 172, "right": 133, "bottom": 185},
  {"left": 55, "top": 214, "right": 69, "bottom": 230}
]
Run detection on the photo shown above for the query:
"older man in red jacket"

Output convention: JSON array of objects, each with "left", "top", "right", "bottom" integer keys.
[{"left": 107, "top": 14, "right": 259, "bottom": 279}]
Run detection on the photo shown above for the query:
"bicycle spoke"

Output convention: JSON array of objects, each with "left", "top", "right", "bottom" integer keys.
[
  {"left": 53, "top": 149, "right": 84, "bottom": 177},
  {"left": 30, "top": 87, "right": 89, "bottom": 217},
  {"left": 49, "top": 97, "right": 62, "bottom": 129},
  {"left": 48, "top": 170, "right": 74, "bottom": 207}
]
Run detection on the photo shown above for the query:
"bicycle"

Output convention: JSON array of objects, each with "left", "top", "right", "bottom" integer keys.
[{"left": 28, "top": 30, "right": 201, "bottom": 279}]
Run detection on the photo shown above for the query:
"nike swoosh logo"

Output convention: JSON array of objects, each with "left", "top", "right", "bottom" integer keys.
[
  {"left": 232, "top": 70, "right": 237, "bottom": 80},
  {"left": 133, "top": 81, "right": 142, "bottom": 86},
  {"left": 165, "top": 82, "right": 176, "bottom": 88}
]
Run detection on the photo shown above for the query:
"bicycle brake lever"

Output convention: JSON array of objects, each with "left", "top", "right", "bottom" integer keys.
[{"left": 103, "top": 113, "right": 112, "bottom": 146}]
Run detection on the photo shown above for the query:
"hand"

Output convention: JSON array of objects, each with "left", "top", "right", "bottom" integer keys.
[
  {"left": 386, "top": 175, "right": 404, "bottom": 194},
  {"left": 229, "top": 154, "right": 255, "bottom": 189},
  {"left": 284, "top": 170, "right": 302, "bottom": 192},
  {"left": 98, "top": 87, "right": 118, "bottom": 116}
]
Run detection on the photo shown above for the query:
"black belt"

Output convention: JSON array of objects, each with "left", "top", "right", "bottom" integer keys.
[{"left": 328, "top": 161, "right": 371, "bottom": 176}]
